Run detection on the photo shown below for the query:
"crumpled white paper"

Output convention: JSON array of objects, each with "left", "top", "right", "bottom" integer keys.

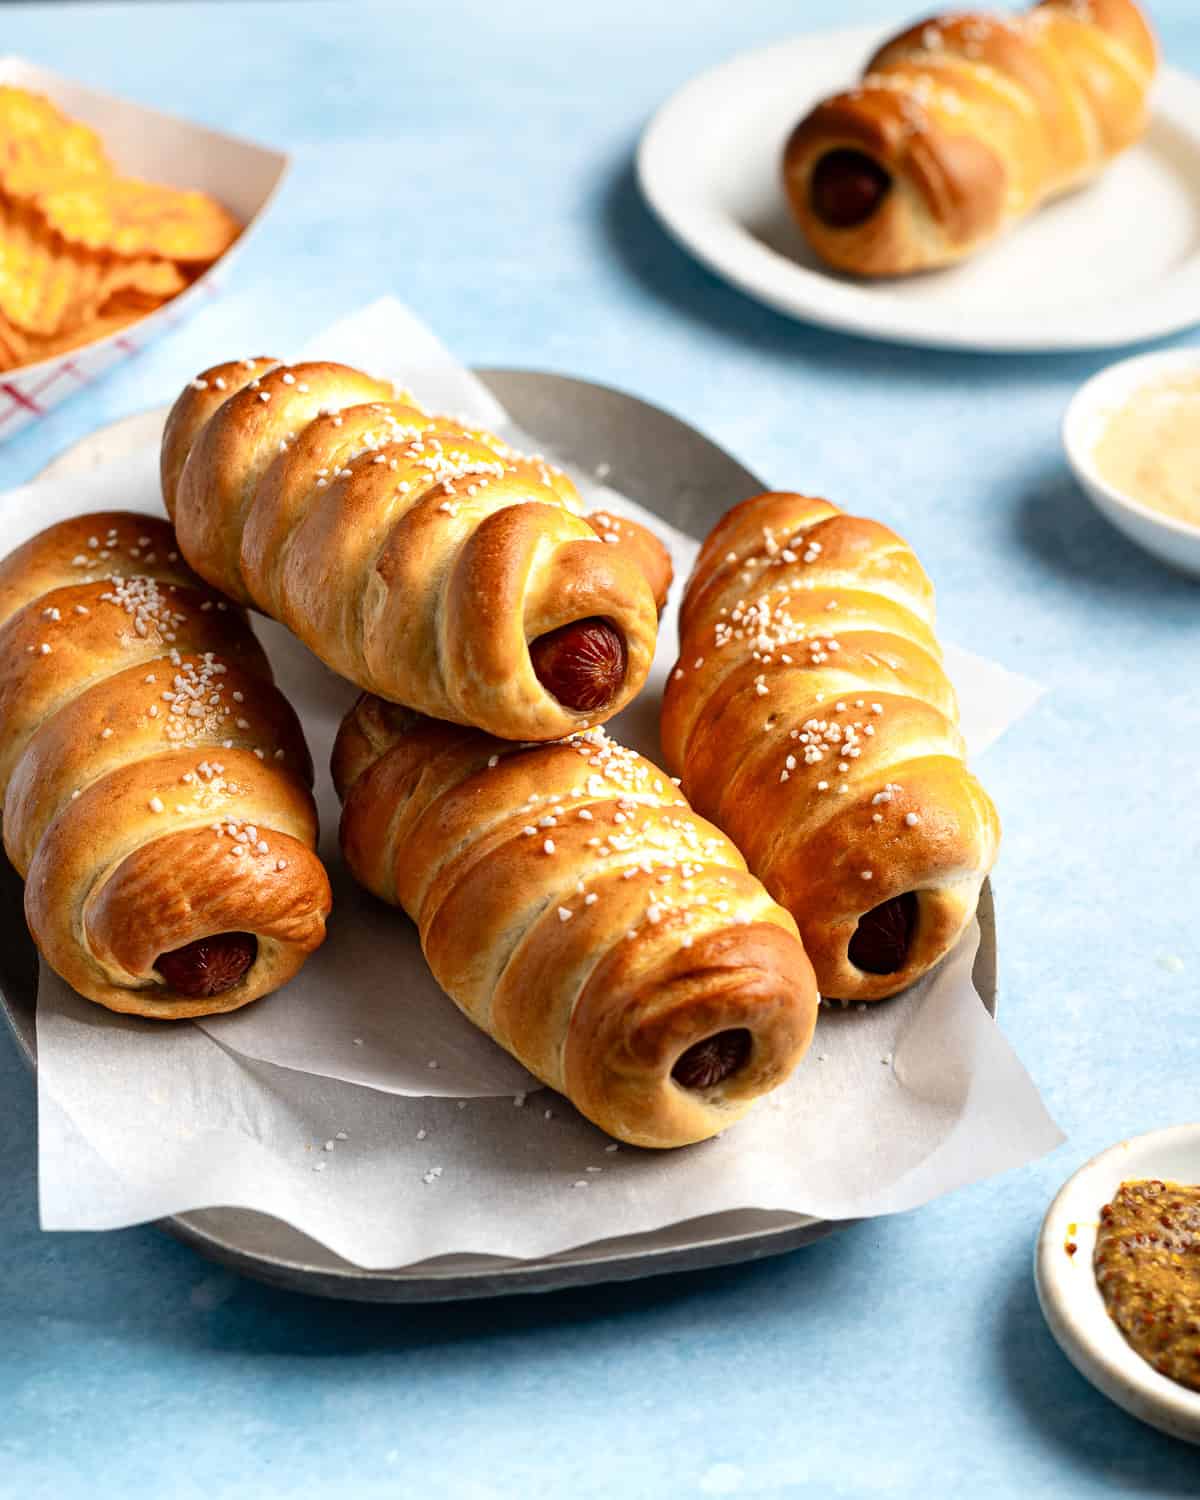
[{"left": 8, "top": 298, "right": 1060, "bottom": 1269}]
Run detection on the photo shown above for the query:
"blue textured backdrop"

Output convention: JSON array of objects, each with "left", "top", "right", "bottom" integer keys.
[{"left": 1, "top": 2, "right": 1198, "bottom": 1495}]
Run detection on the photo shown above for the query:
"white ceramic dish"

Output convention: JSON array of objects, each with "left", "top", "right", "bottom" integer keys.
[
  {"left": 1036, "top": 1125, "right": 1200, "bottom": 1446},
  {"left": 638, "top": 25, "right": 1200, "bottom": 353},
  {"left": 0, "top": 57, "right": 288, "bottom": 441},
  {"left": 1063, "top": 348, "right": 1200, "bottom": 577}
]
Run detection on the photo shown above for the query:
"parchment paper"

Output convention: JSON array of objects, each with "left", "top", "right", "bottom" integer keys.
[{"left": 7, "top": 299, "right": 1060, "bottom": 1266}]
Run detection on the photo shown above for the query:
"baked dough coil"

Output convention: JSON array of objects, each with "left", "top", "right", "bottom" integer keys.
[
  {"left": 782, "top": 0, "right": 1158, "bottom": 275},
  {"left": 333, "top": 695, "right": 819, "bottom": 1148},
  {"left": 162, "top": 359, "right": 664, "bottom": 741},
  {"left": 661, "top": 491, "right": 1000, "bottom": 1002},
  {"left": 0, "top": 512, "right": 331, "bottom": 1017}
]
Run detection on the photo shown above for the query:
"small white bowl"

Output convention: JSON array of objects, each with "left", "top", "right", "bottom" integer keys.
[
  {"left": 1035, "top": 1124, "right": 1200, "bottom": 1446},
  {"left": 1063, "top": 349, "right": 1200, "bottom": 578}
]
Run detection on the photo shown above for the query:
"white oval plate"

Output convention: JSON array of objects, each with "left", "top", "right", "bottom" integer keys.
[
  {"left": 638, "top": 25, "right": 1200, "bottom": 353},
  {"left": 1063, "top": 348, "right": 1200, "bottom": 576},
  {"left": 1035, "top": 1124, "right": 1200, "bottom": 1446}
]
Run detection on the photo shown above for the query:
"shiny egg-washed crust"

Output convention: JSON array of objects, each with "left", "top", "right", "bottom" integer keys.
[
  {"left": 782, "top": 0, "right": 1158, "bottom": 276},
  {"left": 661, "top": 492, "right": 1000, "bottom": 1002},
  {"left": 584, "top": 510, "right": 674, "bottom": 614},
  {"left": 333, "top": 696, "right": 818, "bottom": 1149},
  {"left": 0, "top": 511, "right": 330, "bottom": 1018},
  {"left": 162, "top": 359, "right": 661, "bottom": 741}
]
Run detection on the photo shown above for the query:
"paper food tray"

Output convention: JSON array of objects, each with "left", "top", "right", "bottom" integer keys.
[{"left": 0, "top": 56, "right": 289, "bottom": 442}]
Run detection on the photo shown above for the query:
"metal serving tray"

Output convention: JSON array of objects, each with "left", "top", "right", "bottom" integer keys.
[{"left": 0, "top": 370, "right": 997, "bottom": 1301}]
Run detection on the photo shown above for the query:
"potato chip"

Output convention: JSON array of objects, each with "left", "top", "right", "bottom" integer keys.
[
  {"left": 18, "top": 303, "right": 148, "bottom": 364},
  {"left": 0, "top": 310, "right": 30, "bottom": 370},
  {"left": 27, "top": 173, "right": 240, "bottom": 262},
  {"left": 60, "top": 248, "right": 109, "bottom": 332},
  {"left": 0, "top": 86, "right": 111, "bottom": 187},
  {"left": 0, "top": 85, "right": 239, "bottom": 371},
  {"left": 96, "top": 255, "right": 187, "bottom": 307},
  {"left": 0, "top": 197, "right": 99, "bottom": 335}
]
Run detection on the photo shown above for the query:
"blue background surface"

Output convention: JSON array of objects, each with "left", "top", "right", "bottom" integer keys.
[{"left": 1, "top": 1, "right": 1198, "bottom": 1494}]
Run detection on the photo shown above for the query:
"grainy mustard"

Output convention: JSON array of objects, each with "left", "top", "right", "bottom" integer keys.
[{"left": 1094, "top": 1179, "right": 1200, "bottom": 1393}]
